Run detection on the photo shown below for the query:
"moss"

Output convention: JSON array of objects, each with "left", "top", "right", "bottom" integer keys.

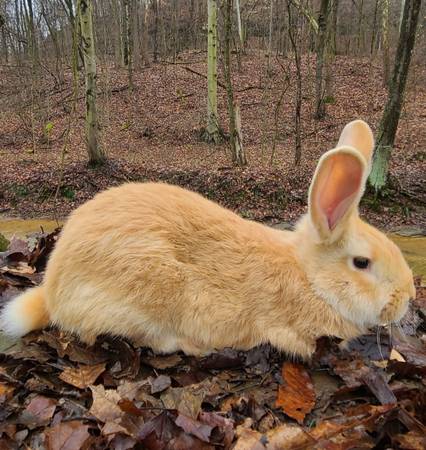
[{"left": 0, "top": 233, "right": 9, "bottom": 252}]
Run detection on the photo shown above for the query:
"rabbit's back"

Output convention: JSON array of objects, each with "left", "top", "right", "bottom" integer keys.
[{"left": 43, "top": 183, "right": 273, "bottom": 349}]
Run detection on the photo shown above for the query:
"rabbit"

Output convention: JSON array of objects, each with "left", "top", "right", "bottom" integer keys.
[{"left": 0, "top": 120, "right": 416, "bottom": 358}]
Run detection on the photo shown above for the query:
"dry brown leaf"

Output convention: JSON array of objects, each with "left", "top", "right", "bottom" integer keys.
[
  {"left": 0, "top": 383, "right": 15, "bottom": 403},
  {"left": 150, "top": 374, "right": 172, "bottom": 394},
  {"left": 161, "top": 380, "right": 212, "bottom": 419},
  {"left": 233, "top": 428, "right": 265, "bottom": 450},
  {"left": 143, "top": 353, "right": 183, "bottom": 369},
  {"left": 117, "top": 379, "right": 149, "bottom": 401},
  {"left": 89, "top": 385, "right": 123, "bottom": 423},
  {"left": 275, "top": 362, "right": 315, "bottom": 424},
  {"left": 308, "top": 404, "right": 396, "bottom": 443},
  {"left": 265, "top": 424, "right": 310, "bottom": 450},
  {"left": 390, "top": 349, "right": 406, "bottom": 362},
  {"left": 19, "top": 395, "right": 57, "bottom": 429},
  {"left": 175, "top": 414, "right": 213, "bottom": 443},
  {"left": 59, "top": 362, "right": 106, "bottom": 389},
  {"left": 394, "top": 430, "right": 426, "bottom": 450},
  {"left": 45, "top": 420, "right": 91, "bottom": 450}
]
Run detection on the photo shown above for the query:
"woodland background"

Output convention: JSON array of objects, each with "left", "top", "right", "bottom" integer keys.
[{"left": 0, "top": 0, "right": 425, "bottom": 227}]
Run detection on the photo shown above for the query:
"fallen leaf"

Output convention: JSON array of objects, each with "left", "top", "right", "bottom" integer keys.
[
  {"left": 37, "top": 330, "right": 109, "bottom": 364},
  {"left": 199, "top": 411, "right": 234, "bottom": 447},
  {"left": 199, "top": 348, "right": 244, "bottom": 370},
  {"left": 161, "top": 380, "right": 212, "bottom": 419},
  {"left": 390, "top": 348, "right": 406, "bottom": 362},
  {"left": 265, "top": 423, "right": 310, "bottom": 450},
  {"left": 360, "top": 368, "right": 397, "bottom": 405},
  {"left": 393, "top": 338, "right": 426, "bottom": 368},
  {"left": 175, "top": 414, "right": 213, "bottom": 442},
  {"left": 150, "top": 374, "right": 172, "bottom": 394},
  {"left": 89, "top": 385, "right": 123, "bottom": 422},
  {"left": 233, "top": 428, "right": 265, "bottom": 450},
  {"left": 105, "top": 339, "right": 140, "bottom": 379},
  {"left": 7, "top": 237, "right": 30, "bottom": 257},
  {"left": 143, "top": 353, "right": 183, "bottom": 369},
  {"left": 28, "top": 228, "right": 61, "bottom": 272},
  {"left": 275, "top": 362, "right": 315, "bottom": 424},
  {"left": 394, "top": 430, "right": 426, "bottom": 450},
  {"left": 109, "top": 434, "right": 138, "bottom": 450},
  {"left": 19, "top": 395, "right": 57, "bottom": 429},
  {"left": 168, "top": 432, "right": 215, "bottom": 450},
  {"left": 117, "top": 379, "right": 150, "bottom": 401},
  {"left": 137, "top": 410, "right": 179, "bottom": 442},
  {"left": 45, "top": 420, "right": 91, "bottom": 450},
  {"left": 59, "top": 362, "right": 106, "bottom": 389},
  {"left": 0, "top": 383, "right": 14, "bottom": 403}
]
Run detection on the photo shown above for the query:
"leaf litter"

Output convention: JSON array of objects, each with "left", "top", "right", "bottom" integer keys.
[{"left": 0, "top": 230, "right": 425, "bottom": 449}]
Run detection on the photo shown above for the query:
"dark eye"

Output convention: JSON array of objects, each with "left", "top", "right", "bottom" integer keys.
[{"left": 353, "top": 257, "right": 370, "bottom": 269}]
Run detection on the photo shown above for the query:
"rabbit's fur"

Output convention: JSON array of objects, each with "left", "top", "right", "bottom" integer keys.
[{"left": 0, "top": 121, "right": 415, "bottom": 358}]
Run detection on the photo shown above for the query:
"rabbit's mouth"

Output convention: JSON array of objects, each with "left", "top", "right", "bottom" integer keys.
[{"left": 379, "top": 292, "right": 409, "bottom": 325}]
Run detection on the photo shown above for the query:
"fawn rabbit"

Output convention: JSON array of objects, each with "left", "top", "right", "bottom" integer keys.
[{"left": 0, "top": 120, "right": 415, "bottom": 358}]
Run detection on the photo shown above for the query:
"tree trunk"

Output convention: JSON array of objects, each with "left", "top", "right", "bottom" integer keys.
[
  {"left": 124, "top": 0, "right": 133, "bottom": 89},
  {"left": 25, "top": 0, "right": 38, "bottom": 66},
  {"left": 172, "top": 0, "right": 178, "bottom": 63},
  {"left": 287, "top": 0, "right": 302, "bottom": 165},
  {"left": 370, "top": 0, "right": 379, "bottom": 55},
  {"left": 329, "top": 0, "right": 338, "bottom": 55},
  {"left": 1, "top": 8, "right": 8, "bottom": 63},
  {"left": 325, "top": 0, "right": 338, "bottom": 98},
  {"left": 381, "top": 0, "right": 390, "bottom": 87},
  {"left": 78, "top": 0, "right": 105, "bottom": 166},
  {"left": 41, "top": 1, "right": 64, "bottom": 86},
  {"left": 152, "top": 0, "right": 159, "bottom": 62},
  {"left": 62, "top": 0, "right": 84, "bottom": 69},
  {"left": 224, "top": 0, "right": 247, "bottom": 166},
  {"left": 315, "top": 0, "right": 330, "bottom": 119},
  {"left": 235, "top": 0, "right": 244, "bottom": 52},
  {"left": 120, "top": 0, "right": 129, "bottom": 66},
  {"left": 356, "top": 0, "right": 364, "bottom": 53},
  {"left": 369, "top": 0, "right": 421, "bottom": 192},
  {"left": 206, "top": 0, "right": 219, "bottom": 143},
  {"left": 399, "top": 0, "right": 406, "bottom": 34},
  {"left": 267, "top": 0, "right": 273, "bottom": 72}
]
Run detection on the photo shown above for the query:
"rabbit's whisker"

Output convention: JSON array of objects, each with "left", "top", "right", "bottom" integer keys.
[
  {"left": 395, "top": 321, "right": 408, "bottom": 343},
  {"left": 376, "top": 325, "right": 385, "bottom": 361}
]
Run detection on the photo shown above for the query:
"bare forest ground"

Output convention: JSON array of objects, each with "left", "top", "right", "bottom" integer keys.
[
  {"left": 0, "top": 231, "right": 425, "bottom": 448},
  {"left": 0, "top": 51, "right": 425, "bottom": 229}
]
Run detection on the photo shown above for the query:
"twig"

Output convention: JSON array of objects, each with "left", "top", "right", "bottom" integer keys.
[{"left": 183, "top": 66, "right": 227, "bottom": 89}]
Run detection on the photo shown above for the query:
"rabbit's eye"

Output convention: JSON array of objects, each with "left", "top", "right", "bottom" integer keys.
[{"left": 353, "top": 257, "right": 370, "bottom": 269}]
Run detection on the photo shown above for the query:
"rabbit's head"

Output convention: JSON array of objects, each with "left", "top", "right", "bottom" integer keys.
[{"left": 295, "top": 120, "right": 415, "bottom": 331}]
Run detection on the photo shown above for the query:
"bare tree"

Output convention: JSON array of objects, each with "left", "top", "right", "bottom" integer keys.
[
  {"left": 381, "top": 0, "right": 390, "bottom": 87},
  {"left": 287, "top": 0, "right": 302, "bottom": 165},
  {"left": 205, "top": 0, "right": 220, "bottom": 143},
  {"left": 315, "top": 0, "right": 330, "bottom": 119},
  {"left": 223, "top": 0, "right": 246, "bottom": 166},
  {"left": 369, "top": 0, "right": 421, "bottom": 192},
  {"left": 78, "top": 0, "right": 105, "bottom": 165}
]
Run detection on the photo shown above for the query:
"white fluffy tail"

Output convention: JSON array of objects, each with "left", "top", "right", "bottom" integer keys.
[{"left": 0, "top": 287, "right": 49, "bottom": 337}]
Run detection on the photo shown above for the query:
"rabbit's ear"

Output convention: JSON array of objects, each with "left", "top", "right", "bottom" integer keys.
[
  {"left": 337, "top": 120, "right": 374, "bottom": 167},
  {"left": 309, "top": 147, "right": 367, "bottom": 241}
]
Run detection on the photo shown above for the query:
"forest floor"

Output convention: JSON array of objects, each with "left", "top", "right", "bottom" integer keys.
[
  {"left": 0, "top": 229, "right": 425, "bottom": 449},
  {"left": 0, "top": 51, "right": 425, "bottom": 229}
]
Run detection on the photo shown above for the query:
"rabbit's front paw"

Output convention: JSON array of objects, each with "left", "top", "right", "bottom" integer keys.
[
  {"left": 267, "top": 327, "right": 315, "bottom": 359},
  {"left": 179, "top": 338, "right": 213, "bottom": 357}
]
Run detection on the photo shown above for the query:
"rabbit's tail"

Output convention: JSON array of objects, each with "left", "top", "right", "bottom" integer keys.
[{"left": 0, "top": 286, "right": 49, "bottom": 337}]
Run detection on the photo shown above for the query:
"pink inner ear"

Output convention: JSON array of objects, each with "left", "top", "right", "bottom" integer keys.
[{"left": 317, "top": 154, "right": 363, "bottom": 230}]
